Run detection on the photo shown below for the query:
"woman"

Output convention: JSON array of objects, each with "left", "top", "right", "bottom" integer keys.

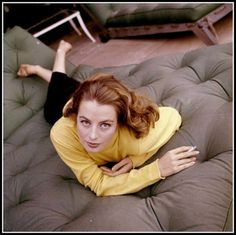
[{"left": 17, "top": 40, "right": 199, "bottom": 196}]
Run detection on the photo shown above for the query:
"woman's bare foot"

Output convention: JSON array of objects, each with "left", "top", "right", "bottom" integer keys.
[
  {"left": 17, "top": 64, "right": 39, "bottom": 78},
  {"left": 57, "top": 40, "right": 72, "bottom": 54}
]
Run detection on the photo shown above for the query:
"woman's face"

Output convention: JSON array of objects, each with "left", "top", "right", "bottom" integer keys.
[{"left": 76, "top": 100, "right": 118, "bottom": 153}]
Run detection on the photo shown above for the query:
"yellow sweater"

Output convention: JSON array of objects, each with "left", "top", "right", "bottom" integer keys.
[{"left": 50, "top": 107, "right": 181, "bottom": 196}]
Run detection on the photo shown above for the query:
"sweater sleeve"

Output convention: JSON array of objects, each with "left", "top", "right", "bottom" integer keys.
[
  {"left": 129, "top": 107, "right": 182, "bottom": 168},
  {"left": 129, "top": 150, "right": 157, "bottom": 168},
  {"left": 50, "top": 119, "right": 162, "bottom": 196}
]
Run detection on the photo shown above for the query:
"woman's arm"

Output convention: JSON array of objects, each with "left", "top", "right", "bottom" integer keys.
[
  {"left": 50, "top": 120, "right": 198, "bottom": 196},
  {"left": 51, "top": 138, "right": 162, "bottom": 196},
  {"left": 50, "top": 122, "right": 163, "bottom": 196},
  {"left": 100, "top": 147, "right": 198, "bottom": 177}
]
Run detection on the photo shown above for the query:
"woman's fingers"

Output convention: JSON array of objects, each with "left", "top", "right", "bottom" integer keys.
[
  {"left": 176, "top": 156, "right": 196, "bottom": 166},
  {"left": 169, "top": 146, "right": 199, "bottom": 160},
  {"left": 170, "top": 146, "right": 197, "bottom": 154},
  {"left": 102, "top": 167, "right": 127, "bottom": 176},
  {"left": 106, "top": 167, "right": 129, "bottom": 176},
  {"left": 112, "top": 157, "right": 132, "bottom": 172},
  {"left": 158, "top": 146, "right": 200, "bottom": 177},
  {"left": 177, "top": 161, "right": 196, "bottom": 171},
  {"left": 100, "top": 166, "right": 112, "bottom": 173},
  {"left": 112, "top": 160, "right": 126, "bottom": 171},
  {"left": 177, "top": 150, "right": 199, "bottom": 160},
  {"left": 101, "top": 158, "right": 133, "bottom": 177}
]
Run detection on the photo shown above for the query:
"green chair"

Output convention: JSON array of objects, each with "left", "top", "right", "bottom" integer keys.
[{"left": 81, "top": 3, "right": 232, "bottom": 45}]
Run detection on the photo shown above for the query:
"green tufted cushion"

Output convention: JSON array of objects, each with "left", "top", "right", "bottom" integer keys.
[
  {"left": 4, "top": 27, "right": 53, "bottom": 140},
  {"left": 71, "top": 43, "right": 232, "bottom": 231},
  {"left": 84, "top": 3, "right": 222, "bottom": 27},
  {"left": 3, "top": 26, "right": 75, "bottom": 140},
  {"left": 4, "top": 26, "right": 232, "bottom": 232}
]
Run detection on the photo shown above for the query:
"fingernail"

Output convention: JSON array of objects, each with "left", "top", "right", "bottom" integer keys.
[{"left": 188, "top": 146, "right": 197, "bottom": 152}]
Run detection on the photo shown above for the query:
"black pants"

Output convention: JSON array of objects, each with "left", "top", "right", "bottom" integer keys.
[{"left": 44, "top": 72, "right": 79, "bottom": 125}]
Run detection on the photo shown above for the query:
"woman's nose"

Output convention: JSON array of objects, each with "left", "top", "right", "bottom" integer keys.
[{"left": 89, "top": 126, "right": 98, "bottom": 140}]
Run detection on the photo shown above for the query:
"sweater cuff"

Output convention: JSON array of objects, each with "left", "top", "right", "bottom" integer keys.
[
  {"left": 156, "top": 159, "right": 166, "bottom": 180},
  {"left": 128, "top": 156, "right": 138, "bottom": 168}
]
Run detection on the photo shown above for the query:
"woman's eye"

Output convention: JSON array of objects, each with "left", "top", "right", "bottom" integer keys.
[
  {"left": 81, "top": 120, "right": 90, "bottom": 127},
  {"left": 100, "top": 123, "right": 111, "bottom": 129}
]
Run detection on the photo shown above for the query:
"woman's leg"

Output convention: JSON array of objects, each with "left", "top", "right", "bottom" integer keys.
[
  {"left": 52, "top": 40, "right": 72, "bottom": 73},
  {"left": 44, "top": 40, "right": 79, "bottom": 125},
  {"left": 17, "top": 40, "right": 79, "bottom": 125},
  {"left": 17, "top": 40, "right": 72, "bottom": 82},
  {"left": 44, "top": 72, "right": 78, "bottom": 125},
  {"left": 17, "top": 64, "right": 52, "bottom": 82}
]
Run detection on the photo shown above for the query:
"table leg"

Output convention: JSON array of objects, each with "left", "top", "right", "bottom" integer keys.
[
  {"left": 69, "top": 19, "right": 82, "bottom": 36},
  {"left": 33, "top": 11, "right": 96, "bottom": 43},
  {"left": 76, "top": 11, "right": 96, "bottom": 43}
]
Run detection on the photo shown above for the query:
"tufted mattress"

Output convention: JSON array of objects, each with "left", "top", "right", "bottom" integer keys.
[{"left": 4, "top": 26, "right": 232, "bottom": 231}]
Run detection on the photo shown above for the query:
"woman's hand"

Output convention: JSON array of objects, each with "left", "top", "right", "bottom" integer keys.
[
  {"left": 100, "top": 157, "right": 133, "bottom": 176},
  {"left": 158, "top": 146, "right": 199, "bottom": 178}
]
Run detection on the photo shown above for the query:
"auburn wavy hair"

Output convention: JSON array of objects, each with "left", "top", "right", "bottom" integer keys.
[{"left": 63, "top": 73, "right": 159, "bottom": 138}]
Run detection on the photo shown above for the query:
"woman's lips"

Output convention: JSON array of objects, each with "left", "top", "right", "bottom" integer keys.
[{"left": 87, "top": 142, "right": 100, "bottom": 148}]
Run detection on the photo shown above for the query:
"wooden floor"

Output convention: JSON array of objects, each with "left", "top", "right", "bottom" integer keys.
[{"left": 48, "top": 12, "right": 233, "bottom": 68}]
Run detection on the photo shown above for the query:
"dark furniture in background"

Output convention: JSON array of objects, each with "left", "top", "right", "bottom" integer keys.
[
  {"left": 3, "top": 3, "right": 89, "bottom": 44},
  {"left": 81, "top": 3, "right": 232, "bottom": 44},
  {"left": 4, "top": 3, "right": 232, "bottom": 45},
  {"left": 4, "top": 26, "right": 232, "bottom": 232},
  {"left": 4, "top": 4, "right": 74, "bottom": 32}
]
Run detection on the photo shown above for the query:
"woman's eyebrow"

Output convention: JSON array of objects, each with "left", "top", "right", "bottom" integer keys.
[
  {"left": 78, "top": 116, "right": 89, "bottom": 120},
  {"left": 79, "top": 116, "right": 114, "bottom": 122},
  {"left": 100, "top": 120, "right": 114, "bottom": 123}
]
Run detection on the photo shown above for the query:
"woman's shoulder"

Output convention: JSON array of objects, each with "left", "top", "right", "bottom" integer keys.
[
  {"left": 137, "top": 106, "right": 181, "bottom": 153},
  {"left": 50, "top": 116, "right": 78, "bottom": 142},
  {"left": 152, "top": 106, "right": 182, "bottom": 136},
  {"left": 159, "top": 106, "right": 180, "bottom": 114},
  {"left": 51, "top": 116, "right": 75, "bottom": 132},
  {"left": 158, "top": 106, "right": 181, "bottom": 122}
]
